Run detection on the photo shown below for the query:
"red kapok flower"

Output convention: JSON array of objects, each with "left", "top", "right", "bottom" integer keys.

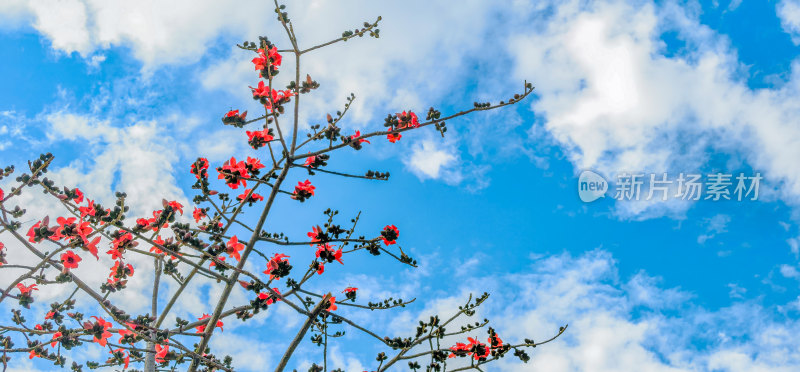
[
  {"left": 195, "top": 314, "right": 224, "bottom": 334},
  {"left": 0, "top": 187, "right": 4, "bottom": 201},
  {"left": 166, "top": 200, "right": 184, "bottom": 215},
  {"left": 210, "top": 256, "right": 226, "bottom": 267},
  {"left": 72, "top": 188, "right": 84, "bottom": 204},
  {"left": 381, "top": 225, "right": 399, "bottom": 245},
  {"left": 192, "top": 207, "right": 207, "bottom": 223},
  {"left": 307, "top": 225, "right": 325, "bottom": 244},
  {"left": 343, "top": 287, "right": 358, "bottom": 293},
  {"left": 265, "top": 253, "right": 291, "bottom": 280},
  {"left": 291, "top": 180, "right": 315, "bottom": 201},
  {"left": 303, "top": 156, "right": 316, "bottom": 168},
  {"left": 88, "top": 316, "right": 113, "bottom": 346},
  {"left": 387, "top": 132, "right": 402, "bottom": 143},
  {"left": 237, "top": 189, "right": 264, "bottom": 204},
  {"left": 350, "top": 130, "right": 370, "bottom": 144},
  {"left": 60, "top": 250, "right": 82, "bottom": 269},
  {"left": 79, "top": 199, "right": 96, "bottom": 218},
  {"left": 226, "top": 236, "right": 245, "bottom": 261},
  {"left": 154, "top": 344, "right": 169, "bottom": 364},
  {"left": 51, "top": 331, "right": 62, "bottom": 348},
  {"left": 326, "top": 296, "right": 338, "bottom": 311},
  {"left": 16, "top": 282, "right": 38, "bottom": 295},
  {"left": 315, "top": 243, "right": 343, "bottom": 265},
  {"left": 246, "top": 129, "right": 274, "bottom": 149},
  {"left": 218, "top": 157, "right": 249, "bottom": 189},
  {"left": 190, "top": 157, "right": 210, "bottom": 179},
  {"left": 82, "top": 235, "right": 101, "bottom": 260},
  {"left": 397, "top": 111, "right": 420, "bottom": 128},
  {"left": 110, "top": 348, "right": 130, "bottom": 369}
]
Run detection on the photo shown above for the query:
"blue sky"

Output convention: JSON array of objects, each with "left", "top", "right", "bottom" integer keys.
[{"left": 3, "top": 0, "right": 800, "bottom": 371}]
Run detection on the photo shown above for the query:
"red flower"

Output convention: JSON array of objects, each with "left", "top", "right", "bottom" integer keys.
[
  {"left": 223, "top": 109, "right": 248, "bottom": 126},
  {"left": 291, "top": 180, "right": 316, "bottom": 201},
  {"left": 150, "top": 236, "right": 165, "bottom": 255},
  {"left": 265, "top": 253, "right": 290, "bottom": 280},
  {"left": 245, "top": 156, "right": 266, "bottom": 173},
  {"left": 448, "top": 336, "right": 491, "bottom": 360},
  {"left": 218, "top": 157, "right": 249, "bottom": 189},
  {"left": 252, "top": 47, "right": 282, "bottom": 71},
  {"left": 16, "top": 282, "right": 38, "bottom": 295},
  {"left": 342, "top": 287, "right": 358, "bottom": 293},
  {"left": 267, "top": 46, "right": 282, "bottom": 67},
  {"left": 326, "top": 296, "right": 338, "bottom": 311},
  {"left": 315, "top": 244, "right": 343, "bottom": 265},
  {"left": 82, "top": 235, "right": 101, "bottom": 260},
  {"left": 154, "top": 344, "right": 169, "bottom": 364},
  {"left": 237, "top": 189, "right": 264, "bottom": 204},
  {"left": 60, "top": 250, "right": 82, "bottom": 269},
  {"left": 89, "top": 316, "right": 113, "bottom": 346},
  {"left": 117, "top": 326, "right": 135, "bottom": 343},
  {"left": 387, "top": 132, "right": 402, "bottom": 143},
  {"left": 307, "top": 225, "right": 325, "bottom": 244},
  {"left": 303, "top": 156, "right": 316, "bottom": 168},
  {"left": 226, "top": 236, "right": 245, "bottom": 261},
  {"left": 191, "top": 158, "right": 209, "bottom": 179},
  {"left": 51, "top": 331, "right": 62, "bottom": 348},
  {"left": 397, "top": 111, "right": 420, "bottom": 128},
  {"left": 210, "top": 256, "right": 225, "bottom": 267},
  {"left": 71, "top": 188, "right": 84, "bottom": 204},
  {"left": 316, "top": 263, "right": 325, "bottom": 275},
  {"left": 79, "top": 199, "right": 96, "bottom": 218},
  {"left": 350, "top": 130, "right": 371, "bottom": 144},
  {"left": 110, "top": 348, "right": 130, "bottom": 369},
  {"left": 26, "top": 221, "right": 42, "bottom": 243},
  {"left": 166, "top": 200, "right": 183, "bottom": 215},
  {"left": 246, "top": 129, "right": 274, "bottom": 149},
  {"left": 381, "top": 225, "right": 399, "bottom": 245},
  {"left": 195, "top": 314, "right": 224, "bottom": 333},
  {"left": 45, "top": 310, "right": 55, "bottom": 319},
  {"left": 250, "top": 81, "right": 294, "bottom": 111},
  {"left": 0, "top": 187, "right": 4, "bottom": 201},
  {"left": 193, "top": 207, "right": 207, "bottom": 223}
]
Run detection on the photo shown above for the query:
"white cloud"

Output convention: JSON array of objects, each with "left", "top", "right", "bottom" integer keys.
[
  {"left": 406, "top": 139, "right": 457, "bottom": 180},
  {"left": 509, "top": 0, "right": 800, "bottom": 218},
  {"left": 778, "top": 0, "right": 800, "bottom": 45}
]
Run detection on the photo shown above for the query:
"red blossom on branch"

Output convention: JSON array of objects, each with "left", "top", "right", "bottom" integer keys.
[
  {"left": 16, "top": 283, "right": 37, "bottom": 295},
  {"left": 195, "top": 314, "right": 224, "bottom": 333},
  {"left": 226, "top": 236, "right": 245, "bottom": 261},
  {"left": 192, "top": 207, "right": 207, "bottom": 222},
  {"left": 387, "top": 132, "right": 402, "bottom": 143},
  {"left": 154, "top": 344, "right": 169, "bottom": 364},
  {"left": 381, "top": 225, "right": 399, "bottom": 245},
  {"left": 60, "top": 250, "right": 82, "bottom": 269},
  {"left": 291, "top": 180, "right": 315, "bottom": 202}
]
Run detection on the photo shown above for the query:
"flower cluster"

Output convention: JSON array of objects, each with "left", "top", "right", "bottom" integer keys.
[
  {"left": 251, "top": 44, "right": 282, "bottom": 78},
  {"left": 381, "top": 225, "right": 399, "bottom": 245},
  {"left": 237, "top": 189, "right": 264, "bottom": 205},
  {"left": 222, "top": 109, "right": 248, "bottom": 127},
  {"left": 246, "top": 128, "right": 274, "bottom": 149},
  {"left": 383, "top": 110, "right": 420, "bottom": 143},
  {"left": 291, "top": 180, "right": 316, "bottom": 202},
  {"left": 250, "top": 81, "right": 294, "bottom": 112},
  {"left": 265, "top": 253, "right": 292, "bottom": 280},
  {"left": 449, "top": 328, "right": 508, "bottom": 361}
]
